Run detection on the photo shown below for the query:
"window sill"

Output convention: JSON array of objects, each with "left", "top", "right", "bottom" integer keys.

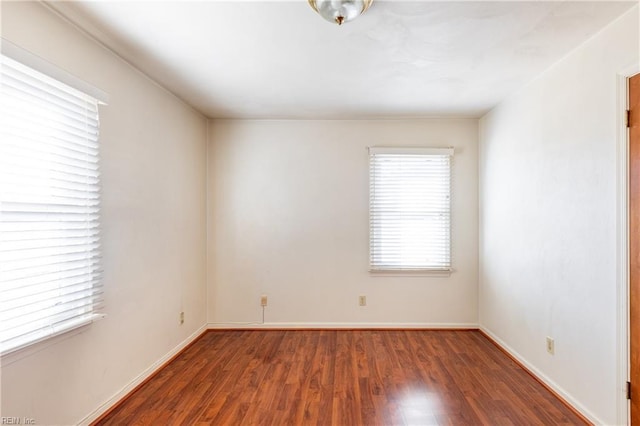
[
  {"left": 0, "top": 313, "right": 106, "bottom": 366},
  {"left": 369, "top": 268, "right": 452, "bottom": 277}
]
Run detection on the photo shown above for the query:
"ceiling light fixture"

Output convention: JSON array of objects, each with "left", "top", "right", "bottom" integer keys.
[{"left": 308, "top": 0, "right": 373, "bottom": 25}]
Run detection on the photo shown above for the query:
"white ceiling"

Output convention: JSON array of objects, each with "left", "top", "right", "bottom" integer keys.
[{"left": 50, "top": 1, "right": 636, "bottom": 119}]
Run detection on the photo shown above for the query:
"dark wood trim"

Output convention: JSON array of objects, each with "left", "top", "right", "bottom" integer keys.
[
  {"left": 89, "top": 329, "right": 211, "bottom": 426},
  {"left": 629, "top": 71, "right": 640, "bottom": 425},
  {"left": 478, "top": 329, "right": 594, "bottom": 426}
]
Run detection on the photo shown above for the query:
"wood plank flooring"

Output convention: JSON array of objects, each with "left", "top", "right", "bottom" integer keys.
[{"left": 96, "top": 330, "right": 587, "bottom": 425}]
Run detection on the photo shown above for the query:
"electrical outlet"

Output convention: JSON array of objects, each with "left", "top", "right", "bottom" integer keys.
[
  {"left": 261, "top": 295, "right": 268, "bottom": 307},
  {"left": 359, "top": 295, "right": 366, "bottom": 306},
  {"left": 546, "top": 337, "right": 554, "bottom": 355},
  {"left": 180, "top": 311, "right": 185, "bottom": 325}
]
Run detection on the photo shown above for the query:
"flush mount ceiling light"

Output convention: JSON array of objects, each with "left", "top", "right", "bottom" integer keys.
[{"left": 308, "top": 0, "right": 374, "bottom": 25}]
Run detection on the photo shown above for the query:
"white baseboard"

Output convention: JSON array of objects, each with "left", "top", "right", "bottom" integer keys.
[
  {"left": 78, "top": 324, "right": 207, "bottom": 425},
  {"left": 207, "top": 322, "right": 478, "bottom": 329},
  {"left": 479, "top": 326, "right": 601, "bottom": 425}
]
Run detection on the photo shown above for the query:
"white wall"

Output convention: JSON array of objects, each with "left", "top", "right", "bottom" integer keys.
[
  {"left": 0, "top": 2, "right": 208, "bottom": 424},
  {"left": 479, "top": 7, "right": 639, "bottom": 425},
  {"left": 208, "top": 119, "right": 478, "bottom": 327}
]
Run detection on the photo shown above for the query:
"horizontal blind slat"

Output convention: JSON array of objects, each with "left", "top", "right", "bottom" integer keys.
[
  {"left": 2, "top": 286, "right": 103, "bottom": 319},
  {"left": 2, "top": 282, "right": 102, "bottom": 315},
  {"left": 2, "top": 248, "right": 101, "bottom": 271},
  {"left": 2, "top": 60, "right": 100, "bottom": 112},
  {"left": 2, "top": 260, "right": 101, "bottom": 285},
  {"left": 1, "top": 298, "right": 102, "bottom": 339},
  {"left": 3, "top": 269, "right": 102, "bottom": 293},
  {"left": 2, "top": 124, "right": 100, "bottom": 151}
]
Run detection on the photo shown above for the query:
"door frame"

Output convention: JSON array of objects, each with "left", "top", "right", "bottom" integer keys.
[{"left": 618, "top": 63, "right": 640, "bottom": 426}]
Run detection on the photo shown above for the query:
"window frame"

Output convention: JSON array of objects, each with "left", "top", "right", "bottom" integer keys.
[
  {"left": 368, "top": 146, "right": 454, "bottom": 274},
  {"left": 0, "top": 42, "right": 107, "bottom": 357}
]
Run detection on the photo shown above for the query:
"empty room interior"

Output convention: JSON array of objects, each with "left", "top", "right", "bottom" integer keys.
[{"left": 1, "top": 0, "right": 640, "bottom": 425}]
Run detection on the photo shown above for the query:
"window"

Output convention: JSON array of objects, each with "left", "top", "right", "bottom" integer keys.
[
  {"left": 369, "top": 147, "right": 453, "bottom": 272},
  {"left": 0, "top": 49, "right": 105, "bottom": 355}
]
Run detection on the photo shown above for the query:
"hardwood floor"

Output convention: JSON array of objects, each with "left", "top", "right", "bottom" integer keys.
[{"left": 96, "top": 330, "right": 587, "bottom": 425}]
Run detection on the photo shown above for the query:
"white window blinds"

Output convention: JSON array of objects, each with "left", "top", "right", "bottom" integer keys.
[
  {"left": 0, "top": 53, "right": 103, "bottom": 355},
  {"left": 369, "top": 147, "right": 453, "bottom": 271}
]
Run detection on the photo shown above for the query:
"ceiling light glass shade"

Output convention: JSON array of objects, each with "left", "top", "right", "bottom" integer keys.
[{"left": 308, "top": 0, "right": 373, "bottom": 25}]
